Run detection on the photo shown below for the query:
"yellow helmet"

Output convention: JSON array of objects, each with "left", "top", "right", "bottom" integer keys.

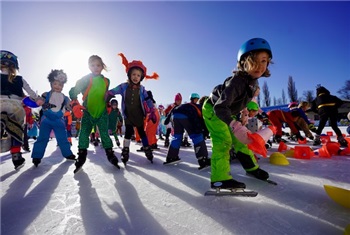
[{"left": 269, "top": 152, "right": 289, "bottom": 166}]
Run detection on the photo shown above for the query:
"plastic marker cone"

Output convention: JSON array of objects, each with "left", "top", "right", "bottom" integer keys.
[
  {"left": 278, "top": 142, "right": 290, "bottom": 152},
  {"left": 339, "top": 147, "right": 350, "bottom": 156},
  {"left": 324, "top": 185, "right": 350, "bottom": 209},
  {"left": 326, "top": 142, "right": 340, "bottom": 156},
  {"left": 269, "top": 152, "right": 289, "bottom": 166},
  {"left": 298, "top": 138, "right": 307, "bottom": 144},
  {"left": 247, "top": 126, "right": 275, "bottom": 157},
  {"left": 318, "top": 145, "right": 331, "bottom": 158}
]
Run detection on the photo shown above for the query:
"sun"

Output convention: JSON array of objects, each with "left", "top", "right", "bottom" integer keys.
[{"left": 54, "top": 49, "right": 92, "bottom": 94}]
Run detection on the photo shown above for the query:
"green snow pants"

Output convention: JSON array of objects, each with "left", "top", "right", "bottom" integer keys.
[
  {"left": 78, "top": 110, "right": 113, "bottom": 149},
  {"left": 202, "top": 99, "right": 259, "bottom": 182}
]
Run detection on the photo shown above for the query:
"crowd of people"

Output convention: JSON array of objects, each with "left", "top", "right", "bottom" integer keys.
[{"left": 1, "top": 38, "right": 349, "bottom": 190}]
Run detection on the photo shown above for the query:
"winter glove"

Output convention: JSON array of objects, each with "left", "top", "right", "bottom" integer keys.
[
  {"left": 308, "top": 123, "right": 317, "bottom": 133},
  {"left": 104, "top": 91, "right": 115, "bottom": 103},
  {"left": 148, "top": 108, "right": 157, "bottom": 124},
  {"left": 70, "top": 100, "right": 85, "bottom": 119},
  {"left": 229, "top": 120, "right": 250, "bottom": 144}
]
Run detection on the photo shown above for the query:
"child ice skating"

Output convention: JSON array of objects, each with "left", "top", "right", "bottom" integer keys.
[
  {"left": 105, "top": 53, "right": 159, "bottom": 165},
  {"left": 69, "top": 55, "right": 120, "bottom": 173},
  {"left": 1, "top": 50, "right": 44, "bottom": 169},
  {"left": 31, "top": 69, "right": 76, "bottom": 167},
  {"left": 202, "top": 38, "right": 273, "bottom": 190}
]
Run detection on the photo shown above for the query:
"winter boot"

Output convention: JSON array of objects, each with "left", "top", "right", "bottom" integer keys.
[
  {"left": 197, "top": 156, "right": 211, "bottom": 170},
  {"left": 115, "top": 138, "right": 121, "bottom": 147},
  {"left": 313, "top": 135, "right": 321, "bottom": 146},
  {"left": 74, "top": 149, "right": 87, "bottom": 174},
  {"left": 32, "top": 158, "right": 41, "bottom": 167},
  {"left": 247, "top": 168, "right": 269, "bottom": 181},
  {"left": 159, "top": 134, "right": 164, "bottom": 140},
  {"left": 121, "top": 147, "right": 130, "bottom": 165},
  {"left": 211, "top": 179, "right": 246, "bottom": 190},
  {"left": 337, "top": 135, "right": 348, "bottom": 147},
  {"left": 143, "top": 146, "right": 154, "bottom": 163},
  {"left": 105, "top": 148, "right": 120, "bottom": 169},
  {"left": 164, "top": 138, "right": 170, "bottom": 147}
]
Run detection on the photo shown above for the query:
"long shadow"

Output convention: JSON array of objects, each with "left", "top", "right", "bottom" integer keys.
[
  {"left": 74, "top": 171, "right": 125, "bottom": 235},
  {"left": 1, "top": 161, "right": 72, "bottom": 234}
]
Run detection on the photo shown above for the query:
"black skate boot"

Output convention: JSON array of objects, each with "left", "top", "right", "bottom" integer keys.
[
  {"left": 12, "top": 152, "right": 25, "bottom": 170},
  {"left": 247, "top": 168, "right": 269, "bottom": 181},
  {"left": 22, "top": 145, "right": 31, "bottom": 152},
  {"left": 115, "top": 139, "right": 121, "bottom": 147},
  {"left": 211, "top": 179, "right": 246, "bottom": 190},
  {"left": 105, "top": 148, "right": 120, "bottom": 169},
  {"left": 65, "top": 154, "right": 77, "bottom": 161},
  {"left": 121, "top": 147, "right": 130, "bottom": 165},
  {"left": 181, "top": 137, "right": 191, "bottom": 147},
  {"left": 163, "top": 156, "right": 181, "bottom": 165},
  {"left": 338, "top": 135, "right": 348, "bottom": 147},
  {"left": 197, "top": 156, "right": 211, "bottom": 170},
  {"left": 143, "top": 146, "right": 154, "bottom": 163},
  {"left": 74, "top": 149, "right": 87, "bottom": 174},
  {"left": 313, "top": 135, "right": 321, "bottom": 146},
  {"left": 32, "top": 158, "right": 41, "bottom": 167},
  {"left": 164, "top": 138, "right": 169, "bottom": 147}
]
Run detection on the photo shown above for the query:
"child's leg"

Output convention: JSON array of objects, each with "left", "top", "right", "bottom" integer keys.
[
  {"left": 53, "top": 119, "right": 74, "bottom": 158},
  {"left": 32, "top": 118, "right": 52, "bottom": 158}
]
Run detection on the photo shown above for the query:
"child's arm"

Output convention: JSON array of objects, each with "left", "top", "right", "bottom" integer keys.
[{"left": 69, "top": 75, "right": 91, "bottom": 100}]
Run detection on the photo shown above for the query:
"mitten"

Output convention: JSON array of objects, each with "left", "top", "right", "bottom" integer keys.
[
  {"left": 71, "top": 100, "right": 85, "bottom": 119},
  {"left": 229, "top": 120, "right": 250, "bottom": 144}
]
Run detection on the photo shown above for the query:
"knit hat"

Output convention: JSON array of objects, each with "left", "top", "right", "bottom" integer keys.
[
  {"left": 118, "top": 53, "right": 159, "bottom": 81},
  {"left": 175, "top": 93, "right": 182, "bottom": 102},
  {"left": 47, "top": 69, "right": 67, "bottom": 84}
]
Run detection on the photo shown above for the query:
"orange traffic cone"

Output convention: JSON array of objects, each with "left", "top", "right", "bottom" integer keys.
[{"left": 247, "top": 126, "right": 275, "bottom": 157}]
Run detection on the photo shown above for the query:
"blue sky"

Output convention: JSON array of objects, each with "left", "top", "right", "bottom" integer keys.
[{"left": 2, "top": 1, "right": 349, "bottom": 107}]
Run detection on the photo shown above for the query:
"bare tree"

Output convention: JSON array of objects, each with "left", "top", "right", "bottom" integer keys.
[
  {"left": 273, "top": 97, "right": 277, "bottom": 106},
  {"left": 302, "top": 90, "right": 314, "bottom": 103},
  {"left": 282, "top": 89, "right": 287, "bottom": 104},
  {"left": 337, "top": 80, "right": 350, "bottom": 99},
  {"left": 288, "top": 76, "right": 298, "bottom": 102},
  {"left": 262, "top": 81, "right": 271, "bottom": 107}
]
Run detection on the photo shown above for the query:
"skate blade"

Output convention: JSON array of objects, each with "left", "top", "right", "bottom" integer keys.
[
  {"left": 163, "top": 159, "right": 181, "bottom": 165},
  {"left": 205, "top": 189, "right": 258, "bottom": 197}
]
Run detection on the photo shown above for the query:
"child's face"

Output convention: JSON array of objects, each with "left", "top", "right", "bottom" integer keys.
[
  {"left": 89, "top": 60, "right": 103, "bottom": 75},
  {"left": 51, "top": 80, "right": 64, "bottom": 93},
  {"left": 248, "top": 110, "right": 258, "bottom": 117},
  {"left": 130, "top": 68, "right": 142, "bottom": 84},
  {"left": 248, "top": 51, "right": 270, "bottom": 79}
]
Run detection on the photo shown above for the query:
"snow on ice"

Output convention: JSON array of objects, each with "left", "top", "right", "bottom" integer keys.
[{"left": 1, "top": 127, "right": 350, "bottom": 235}]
